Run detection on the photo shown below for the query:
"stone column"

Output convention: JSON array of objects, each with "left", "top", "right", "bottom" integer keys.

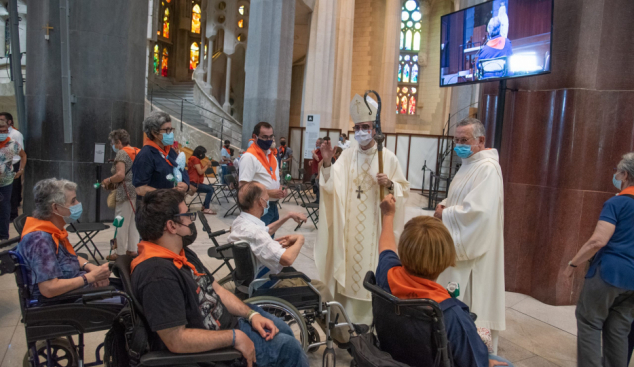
[
  {"left": 25, "top": 0, "right": 148, "bottom": 222},
  {"left": 223, "top": 55, "right": 232, "bottom": 113},
  {"left": 206, "top": 37, "right": 214, "bottom": 87},
  {"left": 377, "top": 0, "right": 401, "bottom": 133},
  {"left": 301, "top": 0, "right": 337, "bottom": 128},
  {"left": 331, "top": 0, "right": 355, "bottom": 133},
  {"left": 242, "top": 0, "right": 295, "bottom": 148}
]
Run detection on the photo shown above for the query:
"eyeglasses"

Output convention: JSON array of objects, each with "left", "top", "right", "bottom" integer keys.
[
  {"left": 453, "top": 137, "right": 474, "bottom": 145},
  {"left": 174, "top": 212, "right": 197, "bottom": 222},
  {"left": 258, "top": 134, "right": 274, "bottom": 140},
  {"left": 353, "top": 124, "right": 372, "bottom": 132},
  {"left": 159, "top": 128, "right": 176, "bottom": 134}
]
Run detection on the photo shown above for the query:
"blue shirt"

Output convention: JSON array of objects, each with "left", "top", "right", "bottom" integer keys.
[
  {"left": 17, "top": 231, "right": 86, "bottom": 300},
  {"left": 132, "top": 145, "right": 190, "bottom": 191},
  {"left": 220, "top": 148, "right": 231, "bottom": 167},
  {"left": 586, "top": 195, "right": 634, "bottom": 290},
  {"left": 376, "top": 250, "right": 489, "bottom": 367}
]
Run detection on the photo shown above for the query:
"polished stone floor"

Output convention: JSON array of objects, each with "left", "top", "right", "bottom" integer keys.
[{"left": 0, "top": 192, "right": 589, "bottom": 366}]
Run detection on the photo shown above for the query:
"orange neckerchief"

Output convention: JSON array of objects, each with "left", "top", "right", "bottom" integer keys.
[
  {"left": 246, "top": 143, "right": 278, "bottom": 181},
  {"left": 121, "top": 146, "right": 140, "bottom": 162},
  {"left": 144, "top": 140, "right": 173, "bottom": 167},
  {"left": 387, "top": 266, "right": 450, "bottom": 303},
  {"left": 131, "top": 241, "right": 205, "bottom": 276},
  {"left": 619, "top": 187, "right": 634, "bottom": 196},
  {"left": 486, "top": 36, "right": 506, "bottom": 50},
  {"left": 21, "top": 217, "right": 76, "bottom": 256},
  {"left": 279, "top": 146, "right": 286, "bottom": 156},
  {"left": 0, "top": 137, "right": 11, "bottom": 150},
  {"left": 224, "top": 147, "right": 231, "bottom": 156},
  {"left": 271, "top": 148, "right": 278, "bottom": 156}
]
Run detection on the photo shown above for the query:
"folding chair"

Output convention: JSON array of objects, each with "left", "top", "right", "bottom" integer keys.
[
  {"left": 186, "top": 188, "right": 204, "bottom": 210},
  {"left": 198, "top": 211, "right": 234, "bottom": 282},
  {"left": 222, "top": 175, "right": 241, "bottom": 217},
  {"left": 208, "top": 163, "right": 230, "bottom": 205},
  {"left": 297, "top": 184, "right": 319, "bottom": 229},
  {"left": 67, "top": 222, "right": 110, "bottom": 264}
]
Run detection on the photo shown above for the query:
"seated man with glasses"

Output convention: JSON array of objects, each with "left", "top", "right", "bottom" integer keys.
[
  {"left": 314, "top": 94, "right": 410, "bottom": 326},
  {"left": 131, "top": 189, "right": 308, "bottom": 367}
]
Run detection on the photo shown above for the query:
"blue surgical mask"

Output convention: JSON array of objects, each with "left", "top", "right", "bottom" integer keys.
[
  {"left": 112, "top": 145, "right": 118, "bottom": 153},
  {"left": 257, "top": 138, "right": 273, "bottom": 151},
  {"left": 454, "top": 144, "right": 473, "bottom": 159},
  {"left": 261, "top": 198, "right": 270, "bottom": 216},
  {"left": 613, "top": 174, "right": 622, "bottom": 190},
  {"left": 0, "top": 133, "right": 8, "bottom": 141},
  {"left": 162, "top": 131, "right": 175, "bottom": 146},
  {"left": 57, "top": 202, "right": 83, "bottom": 223}
]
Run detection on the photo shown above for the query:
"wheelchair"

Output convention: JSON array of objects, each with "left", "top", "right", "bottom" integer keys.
[
  {"left": 0, "top": 237, "right": 125, "bottom": 367},
  {"left": 209, "top": 241, "right": 363, "bottom": 367}
]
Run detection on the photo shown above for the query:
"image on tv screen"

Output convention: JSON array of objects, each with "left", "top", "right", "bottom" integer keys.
[{"left": 440, "top": 0, "right": 553, "bottom": 86}]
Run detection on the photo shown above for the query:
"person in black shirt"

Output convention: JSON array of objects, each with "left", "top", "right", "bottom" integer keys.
[{"left": 131, "top": 189, "right": 308, "bottom": 367}]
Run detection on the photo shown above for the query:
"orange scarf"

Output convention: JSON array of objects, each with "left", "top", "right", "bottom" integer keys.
[
  {"left": 131, "top": 241, "right": 204, "bottom": 276},
  {"left": 0, "top": 137, "right": 11, "bottom": 150},
  {"left": 144, "top": 140, "right": 173, "bottom": 167},
  {"left": 487, "top": 36, "right": 506, "bottom": 50},
  {"left": 121, "top": 146, "right": 140, "bottom": 162},
  {"left": 387, "top": 266, "right": 450, "bottom": 303},
  {"left": 224, "top": 147, "right": 231, "bottom": 156},
  {"left": 619, "top": 187, "right": 634, "bottom": 196},
  {"left": 271, "top": 148, "right": 278, "bottom": 156},
  {"left": 21, "top": 217, "right": 76, "bottom": 256},
  {"left": 246, "top": 143, "right": 277, "bottom": 181},
  {"left": 279, "top": 146, "right": 286, "bottom": 156}
]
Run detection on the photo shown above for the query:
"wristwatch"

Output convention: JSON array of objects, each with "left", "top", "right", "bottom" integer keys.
[
  {"left": 388, "top": 181, "right": 394, "bottom": 191},
  {"left": 568, "top": 261, "right": 577, "bottom": 268},
  {"left": 247, "top": 310, "right": 260, "bottom": 323}
]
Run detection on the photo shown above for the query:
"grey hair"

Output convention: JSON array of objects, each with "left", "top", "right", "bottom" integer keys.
[
  {"left": 32, "top": 178, "right": 78, "bottom": 220},
  {"left": 617, "top": 152, "right": 634, "bottom": 184},
  {"left": 487, "top": 17, "right": 501, "bottom": 38},
  {"left": 143, "top": 111, "right": 171, "bottom": 139},
  {"left": 456, "top": 117, "right": 486, "bottom": 139}
]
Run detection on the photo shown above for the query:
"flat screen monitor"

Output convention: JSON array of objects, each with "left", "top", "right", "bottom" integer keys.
[{"left": 439, "top": 0, "right": 553, "bottom": 87}]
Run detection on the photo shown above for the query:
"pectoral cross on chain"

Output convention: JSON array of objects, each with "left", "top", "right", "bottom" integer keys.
[{"left": 356, "top": 186, "right": 364, "bottom": 199}]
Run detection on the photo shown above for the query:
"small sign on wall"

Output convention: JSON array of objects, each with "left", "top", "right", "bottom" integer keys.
[
  {"left": 303, "top": 114, "right": 320, "bottom": 159},
  {"left": 94, "top": 143, "right": 105, "bottom": 164}
]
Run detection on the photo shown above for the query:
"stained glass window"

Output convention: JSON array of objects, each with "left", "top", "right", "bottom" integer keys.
[
  {"left": 191, "top": 3, "right": 201, "bottom": 34},
  {"left": 396, "top": 0, "right": 422, "bottom": 115},
  {"left": 190, "top": 42, "right": 200, "bottom": 70},
  {"left": 161, "top": 48, "right": 169, "bottom": 77},
  {"left": 163, "top": 8, "right": 170, "bottom": 38},
  {"left": 238, "top": 19, "right": 244, "bottom": 28},
  {"left": 153, "top": 44, "right": 160, "bottom": 75},
  {"left": 239, "top": 5, "right": 247, "bottom": 15}
]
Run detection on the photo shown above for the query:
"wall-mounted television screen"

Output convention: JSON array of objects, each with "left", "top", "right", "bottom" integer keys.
[{"left": 439, "top": 0, "right": 553, "bottom": 87}]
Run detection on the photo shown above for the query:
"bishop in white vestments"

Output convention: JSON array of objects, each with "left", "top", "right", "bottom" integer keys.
[
  {"left": 435, "top": 117, "right": 505, "bottom": 353},
  {"left": 315, "top": 95, "right": 410, "bottom": 325}
]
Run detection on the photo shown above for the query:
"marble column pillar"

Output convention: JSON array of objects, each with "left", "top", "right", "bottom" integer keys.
[
  {"left": 206, "top": 37, "right": 214, "bottom": 87},
  {"left": 301, "top": 0, "right": 337, "bottom": 128},
  {"left": 331, "top": 0, "right": 355, "bottom": 133},
  {"left": 25, "top": 0, "right": 148, "bottom": 222},
  {"left": 223, "top": 55, "right": 232, "bottom": 113},
  {"left": 376, "top": 0, "right": 401, "bottom": 133},
  {"left": 242, "top": 0, "right": 295, "bottom": 148}
]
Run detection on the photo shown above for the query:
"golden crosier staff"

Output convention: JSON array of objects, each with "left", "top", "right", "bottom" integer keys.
[{"left": 363, "top": 90, "right": 385, "bottom": 199}]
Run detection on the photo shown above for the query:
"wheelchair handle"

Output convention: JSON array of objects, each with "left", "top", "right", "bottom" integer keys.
[{"left": 210, "top": 228, "right": 231, "bottom": 237}]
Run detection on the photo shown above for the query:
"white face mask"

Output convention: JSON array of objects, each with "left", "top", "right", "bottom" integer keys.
[{"left": 355, "top": 130, "right": 374, "bottom": 146}]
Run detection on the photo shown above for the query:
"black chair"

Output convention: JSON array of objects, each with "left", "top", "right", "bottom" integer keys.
[
  {"left": 198, "top": 211, "right": 234, "bottom": 282},
  {"left": 363, "top": 271, "right": 452, "bottom": 367},
  {"left": 209, "top": 161, "right": 231, "bottom": 204},
  {"left": 0, "top": 237, "right": 124, "bottom": 366},
  {"left": 13, "top": 213, "right": 27, "bottom": 235},
  {"left": 67, "top": 222, "right": 111, "bottom": 264},
  {"left": 222, "top": 175, "right": 241, "bottom": 217},
  {"left": 111, "top": 255, "right": 242, "bottom": 366},
  {"left": 476, "top": 56, "right": 508, "bottom": 80},
  {"left": 296, "top": 184, "right": 319, "bottom": 229}
]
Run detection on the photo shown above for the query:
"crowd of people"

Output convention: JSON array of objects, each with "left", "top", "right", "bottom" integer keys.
[{"left": 8, "top": 96, "right": 634, "bottom": 367}]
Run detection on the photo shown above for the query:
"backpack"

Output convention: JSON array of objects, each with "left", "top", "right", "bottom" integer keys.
[
  {"left": 348, "top": 332, "right": 410, "bottom": 367},
  {"left": 104, "top": 305, "right": 149, "bottom": 367}
]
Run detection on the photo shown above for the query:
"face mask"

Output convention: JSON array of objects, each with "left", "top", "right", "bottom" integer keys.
[
  {"left": 261, "top": 198, "right": 270, "bottom": 217},
  {"left": 613, "top": 174, "right": 623, "bottom": 190},
  {"left": 280, "top": 141, "right": 286, "bottom": 146},
  {"left": 162, "top": 131, "right": 175, "bottom": 146},
  {"left": 354, "top": 130, "right": 374, "bottom": 146},
  {"left": 57, "top": 203, "right": 83, "bottom": 223},
  {"left": 181, "top": 223, "right": 198, "bottom": 247},
  {"left": 256, "top": 138, "right": 273, "bottom": 151},
  {"left": 112, "top": 145, "right": 118, "bottom": 153},
  {"left": 340, "top": 137, "right": 344, "bottom": 142},
  {"left": 454, "top": 144, "right": 473, "bottom": 159},
  {"left": 224, "top": 145, "right": 230, "bottom": 148},
  {"left": 0, "top": 133, "right": 8, "bottom": 141}
]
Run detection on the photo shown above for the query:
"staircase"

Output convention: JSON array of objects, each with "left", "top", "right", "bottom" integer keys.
[{"left": 148, "top": 81, "right": 215, "bottom": 135}]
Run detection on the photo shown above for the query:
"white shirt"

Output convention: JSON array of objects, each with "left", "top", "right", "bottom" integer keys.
[
  {"left": 8, "top": 127, "right": 23, "bottom": 164},
  {"left": 338, "top": 140, "right": 350, "bottom": 150},
  {"left": 227, "top": 212, "right": 285, "bottom": 274},
  {"left": 239, "top": 150, "right": 281, "bottom": 193}
]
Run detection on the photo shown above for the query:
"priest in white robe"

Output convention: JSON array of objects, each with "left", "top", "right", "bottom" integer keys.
[
  {"left": 315, "top": 94, "right": 410, "bottom": 325},
  {"left": 435, "top": 117, "right": 505, "bottom": 354}
]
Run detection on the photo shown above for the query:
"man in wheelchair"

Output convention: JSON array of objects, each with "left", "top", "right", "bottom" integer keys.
[
  {"left": 376, "top": 195, "right": 513, "bottom": 367},
  {"left": 227, "top": 182, "right": 350, "bottom": 344},
  {"left": 131, "top": 189, "right": 308, "bottom": 367}
]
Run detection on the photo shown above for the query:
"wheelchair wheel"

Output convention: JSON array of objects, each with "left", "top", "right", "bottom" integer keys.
[
  {"left": 244, "top": 296, "right": 309, "bottom": 351},
  {"left": 23, "top": 338, "right": 79, "bottom": 367},
  {"left": 217, "top": 273, "right": 236, "bottom": 293}
]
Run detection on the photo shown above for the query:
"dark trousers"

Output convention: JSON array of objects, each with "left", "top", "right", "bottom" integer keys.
[
  {"left": 192, "top": 183, "right": 214, "bottom": 209},
  {"left": 0, "top": 184, "right": 13, "bottom": 239},
  {"left": 10, "top": 162, "right": 21, "bottom": 220}
]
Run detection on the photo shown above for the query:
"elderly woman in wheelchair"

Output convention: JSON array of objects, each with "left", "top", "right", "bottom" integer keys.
[{"left": 372, "top": 195, "right": 513, "bottom": 367}]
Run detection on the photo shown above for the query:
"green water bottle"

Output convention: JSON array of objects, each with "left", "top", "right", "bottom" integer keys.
[
  {"left": 447, "top": 282, "right": 460, "bottom": 298},
  {"left": 93, "top": 182, "right": 101, "bottom": 189}
]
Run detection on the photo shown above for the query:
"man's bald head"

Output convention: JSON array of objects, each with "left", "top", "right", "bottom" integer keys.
[{"left": 238, "top": 182, "right": 267, "bottom": 212}]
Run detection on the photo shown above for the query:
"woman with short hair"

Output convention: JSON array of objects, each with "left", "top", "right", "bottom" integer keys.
[
  {"left": 565, "top": 152, "right": 634, "bottom": 367},
  {"left": 102, "top": 129, "right": 140, "bottom": 260},
  {"left": 16, "top": 178, "right": 111, "bottom": 299},
  {"left": 187, "top": 145, "right": 216, "bottom": 215}
]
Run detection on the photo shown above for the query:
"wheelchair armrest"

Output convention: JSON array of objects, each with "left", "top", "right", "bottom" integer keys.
[
  {"left": 209, "top": 228, "right": 231, "bottom": 238},
  {"left": 139, "top": 348, "right": 242, "bottom": 366},
  {"left": 208, "top": 243, "right": 234, "bottom": 258},
  {"left": 269, "top": 271, "right": 311, "bottom": 283},
  {"left": 38, "top": 286, "right": 118, "bottom": 305}
]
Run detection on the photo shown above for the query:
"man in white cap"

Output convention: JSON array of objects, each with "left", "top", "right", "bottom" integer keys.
[{"left": 315, "top": 94, "right": 410, "bottom": 325}]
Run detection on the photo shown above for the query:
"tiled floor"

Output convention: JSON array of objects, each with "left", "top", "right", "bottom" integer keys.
[{"left": 0, "top": 192, "right": 588, "bottom": 366}]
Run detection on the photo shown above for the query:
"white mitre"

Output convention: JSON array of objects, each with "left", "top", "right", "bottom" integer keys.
[{"left": 350, "top": 94, "right": 378, "bottom": 124}]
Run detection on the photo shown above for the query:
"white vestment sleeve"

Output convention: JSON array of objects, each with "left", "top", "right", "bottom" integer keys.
[{"left": 442, "top": 163, "right": 502, "bottom": 261}]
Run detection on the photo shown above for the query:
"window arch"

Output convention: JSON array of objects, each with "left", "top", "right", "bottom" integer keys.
[
  {"left": 191, "top": 2, "right": 201, "bottom": 34},
  {"left": 396, "top": 0, "right": 422, "bottom": 115},
  {"left": 158, "top": 0, "right": 173, "bottom": 39},
  {"left": 190, "top": 42, "right": 200, "bottom": 70},
  {"left": 161, "top": 48, "right": 169, "bottom": 77}
]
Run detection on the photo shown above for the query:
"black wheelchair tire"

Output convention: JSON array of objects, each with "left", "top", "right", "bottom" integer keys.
[
  {"left": 244, "top": 296, "right": 309, "bottom": 351},
  {"left": 23, "top": 338, "right": 79, "bottom": 367},
  {"left": 217, "top": 273, "right": 236, "bottom": 293}
]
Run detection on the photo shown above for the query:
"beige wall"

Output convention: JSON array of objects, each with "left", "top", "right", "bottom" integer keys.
[{"left": 289, "top": 64, "right": 306, "bottom": 128}]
